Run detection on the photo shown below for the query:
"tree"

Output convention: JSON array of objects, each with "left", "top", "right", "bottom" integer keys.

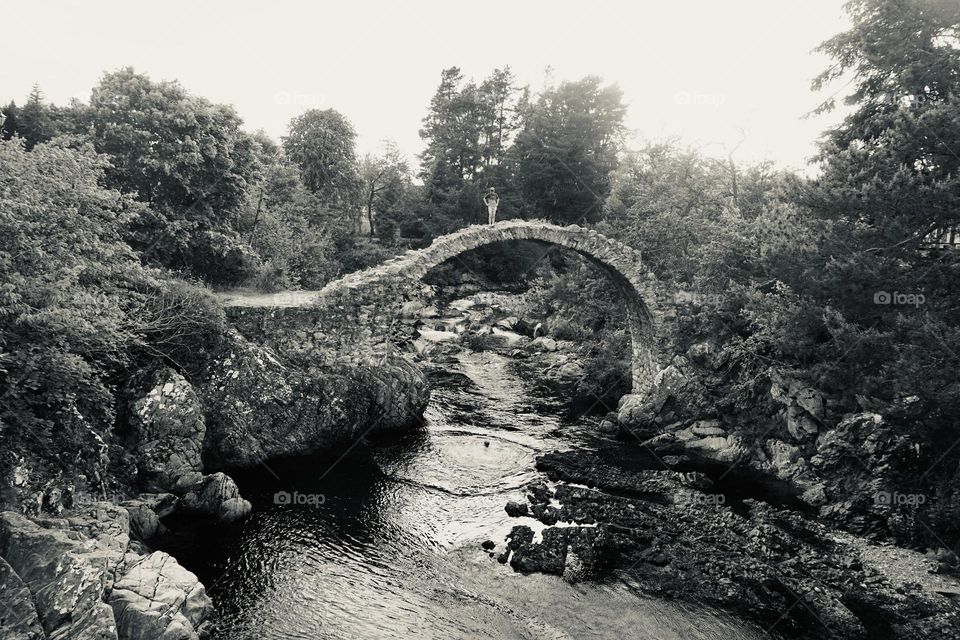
[
  {"left": 418, "top": 67, "right": 526, "bottom": 229},
  {"left": 810, "top": 0, "right": 960, "bottom": 249},
  {"left": 359, "top": 141, "right": 412, "bottom": 239},
  {"left": 1, "top": 101, "right": 19, "bottom": 141},
  {"left": 85, "top": 68, "right": 260, "bottom": 283},
  {"left": 283, "top": 109, "right": 361, "bottom": 210},
  {"left": 1, "top": 86, "right": 69, "bottom": 149},
  {"left": 512, "top": 77, "right": 626, "bottom": 224},
  {"left": 240, "top": 148, "right": 342, "bottom": 290},
  {"left": 803, "top": 0, "right": 960, "bottom": 412},
  {"left": 603, "top": 142, "right": 792, "bottom": 285}
]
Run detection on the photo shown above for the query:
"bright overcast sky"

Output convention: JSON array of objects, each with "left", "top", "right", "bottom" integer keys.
[{"left": 2, "top": 0, "right": 852, "bottom": 173}]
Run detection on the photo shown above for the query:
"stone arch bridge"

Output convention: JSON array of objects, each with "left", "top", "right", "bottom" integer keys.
[{"left": 223, "top": 220, "right": 675, "bottom": 395}]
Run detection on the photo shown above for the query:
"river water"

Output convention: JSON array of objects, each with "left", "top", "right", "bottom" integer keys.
[{"left": 167, "top": 300, "right": 769, "bottom": 640}]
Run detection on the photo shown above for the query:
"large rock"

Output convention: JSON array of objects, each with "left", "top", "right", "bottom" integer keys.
[
  {"left": 617, "top": 356, "right": 713, "bottom": 428},
  {"left": 108, "top": 552, "right": 212, "bottom": 640},
  {"left": 811, "top": 412, "right": 921, "bottom": 534},
  {"left": 0, "top": 509, "right": 122, "bottom": 640},
  {"left": 546, "top": 360, "right": 587, "bottom": 385},
  {"left": 120, "top": 494, "right": 176, "bottom": 542},
  {"left": 0, "top": 501, "right": 215, "bottom": 640},
  {"left": 530, "top": 336, "right": 558, "bottom": 352},
  {"left": 180, "top": 473, "right": 251, "bottom": 523},
  {"left": 769, "top": 370, "right": 825, "bottom": 442},
  {"left": 199, "top": 331, "right": 429, "bottom": 468},
  {"left": 125, "top": 368, "right": 206, "bottom": 494}
]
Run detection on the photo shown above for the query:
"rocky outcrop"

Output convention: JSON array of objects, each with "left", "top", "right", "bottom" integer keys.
[
  {"left": 120, "top": 494, "right": 177, "bottom": 542},
  {"left": 125, "top": 368, "right": 205, "bottom": 495},
  {"left": 811, "top": 412, "right": 925, "bottom": 536},
  {"left": 502, "top": 448, "right": 960, "bottom": 639},
  {"left": 0, "top": 508, "right": 124, "bottom": 639},
  {"left": 617, "top": 355, "right": 714, "bottom": 432},
  {"left": 769, "top": 370, "right": 827, "bottom": 442},
  {"left": 0, "top": 502, "right": 213, "bottom": 640},
  {"left": 108, "top": 552, "right": 213, "bottom": 640},
  {"left": 199, "top": 330, "right": 429, "bottom": 468}
]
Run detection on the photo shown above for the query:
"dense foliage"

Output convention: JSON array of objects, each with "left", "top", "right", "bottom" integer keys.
[{"left": 0, "top": 139, "right": 225, "bottom": 487}]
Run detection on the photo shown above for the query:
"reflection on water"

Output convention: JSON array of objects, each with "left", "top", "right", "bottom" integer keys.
[{"left": 164, "top": 306, "right": 769, "bottom": 640}]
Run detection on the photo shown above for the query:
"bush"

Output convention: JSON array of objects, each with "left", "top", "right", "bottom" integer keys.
[
  {"left": 250, "top": 259, "right": 294, "bottom": 293},
  {"left": 188, "top": 230, "right": 261, "bottom": 286},
  {"left": 129, "top": 274, "right": 227, "bottom": 377}
]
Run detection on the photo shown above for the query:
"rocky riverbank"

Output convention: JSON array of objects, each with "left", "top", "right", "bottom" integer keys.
[
  {"left": 1, "top": 309, "right": 431, "bottom": 639},
  {"left": 0, "top": 501, "right": 212, "bottom": 639},
  {"left": 417, "top": 289, "right": 960, "bottom": 638},
  {"left": 489, "top": 444, "right": 960, "bottom": 639}
]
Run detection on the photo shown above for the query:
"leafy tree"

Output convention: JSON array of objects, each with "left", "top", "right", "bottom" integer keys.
[
  {"left": 803, "top": 0, "right": 960, "bottom": 423},
  {"left": 242, "top": 152, "right": 341, "bottom": 290},
  {"left": 811, "top": 0, "right": 960, "bottom": 249},
  {"left": 283, "top": 108, "right": 361, "bottom": 210},
  {"left": 360, "top": 141, "right": 413, "bottom": 240},
  {"left": 512, "top": 76, "right": 626, "bottom": 224},
  {"left": 85, "top": 68, "right": 260, "bottom": 283},
  {"left": 0, "top": 101, "right": 17, "bottom": 140},
  {"left": 603, "top": 143, "right": 791, "bottom": 285}
]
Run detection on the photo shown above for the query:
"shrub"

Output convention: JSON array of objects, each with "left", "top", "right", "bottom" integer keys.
[{"left": 129, "top": 274, "right": 227, "bottom": 377}]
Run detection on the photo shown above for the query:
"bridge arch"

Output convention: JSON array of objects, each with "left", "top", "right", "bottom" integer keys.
[{"left": 315, "top": 220, "right": 667, "bottom": 395}]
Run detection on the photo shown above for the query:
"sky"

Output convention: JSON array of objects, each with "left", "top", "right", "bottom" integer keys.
[{"left": 1, "top": 0, "right": 853, "bottom": 174}]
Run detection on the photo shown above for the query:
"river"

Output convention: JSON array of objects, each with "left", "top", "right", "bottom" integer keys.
[{"left": 164, "top": 298, "right": 770, "bottom": 640}]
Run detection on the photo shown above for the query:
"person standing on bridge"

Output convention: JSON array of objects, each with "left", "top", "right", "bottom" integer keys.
[{"left": 483, "top": 187, "right": 500, "bottom": 225}]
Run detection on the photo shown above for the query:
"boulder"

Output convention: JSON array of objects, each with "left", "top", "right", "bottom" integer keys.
[
  {"left": 683, "top": 435, "right": 747, "bottom": 464},
  {"left": 504, "top": 501, "right": 529, "bottom": 517},
  {"left": 180, "top": 473, "right": 251, "bottom": 523},
  {"left": 769, "top": 370, "right": 825, "bottom": 442},
  {"left": 109, "top": 551, "right": 213, "bottom": 640},
  {"left": 120, "top": 495, "right": 177, "bottom": 542},
  {"left": 545, "top": 360, "right": 586, "bottom": 385},
  {"left": 509, "top": 526, "right": 613, "bottom": 581},
  {"left": 530, "top": 337, "right": 558, "bottom": 352},
  {"left": 689, "top": 419, "right": 725, "bottom": 437},
  {"left": 617, "top": 357, "right": 712, "bottom": 428},
  {"left": 200, "top": 331, "right": 429, "bottom": 468}
]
